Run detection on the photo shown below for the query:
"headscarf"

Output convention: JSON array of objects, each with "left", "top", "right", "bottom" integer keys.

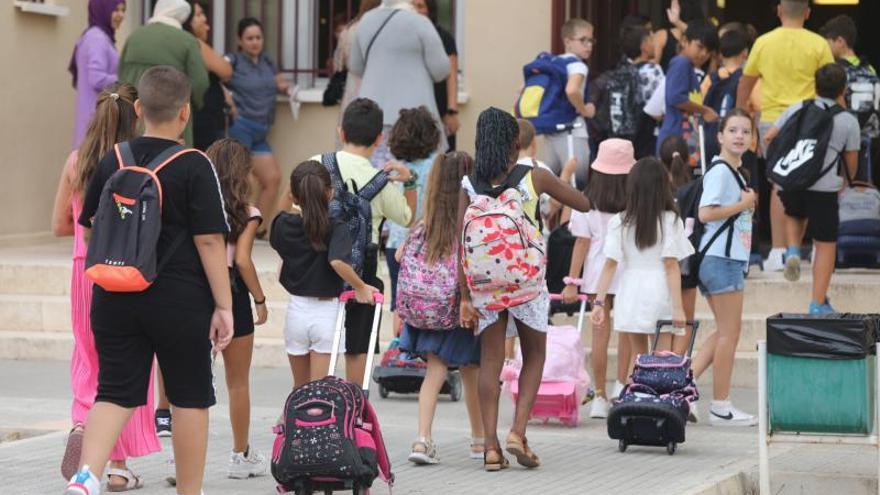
[
  {"left": 148, "top": 0, "right": 191, "bottom": 29},
  {"left": 380, "top": 0, "right": 415, "bottom": 11},
  {"left": 68, "top": 0, "right": 125, "bottom": 87}
]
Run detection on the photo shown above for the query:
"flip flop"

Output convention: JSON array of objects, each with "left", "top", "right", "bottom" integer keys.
[
  {"left": 60, "top": 424, "right": 84, "bottom": 481},
  {"left": 106, "top": 468, "right": 145, "bottom": 492},
  {"left": 505, "top": 432, "right": 540, "bottom": 468}
]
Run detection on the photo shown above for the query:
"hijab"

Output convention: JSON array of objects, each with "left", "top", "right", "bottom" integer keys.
[
  {"left": 68, "top": 0, "right": 124, "bottom": 87},
  {"left": 148, "top": 0, "right": 191, "bottom": 29}
]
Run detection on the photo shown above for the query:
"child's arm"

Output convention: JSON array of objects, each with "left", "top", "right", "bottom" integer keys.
[
  {"left": 698, "top": 189, "right": 756, "bottom": 223},
  {"left": 565, "top": 73, "right": 595, "bottom": 118},
  {"left": 51, "top": 154, "right": 76, "bottom": 237},
  {"left": 663, "top": 258, "right": 686, "bottom": 328},
  {"left": 384, "top": 161, "right": 418, "bottom": 227},
  {"left": 673, "top": 100, "right": 718, "bottom": 123},
  {"left": 329, "top": 260, "right": 378, "bottom": 304},
  {"left": 531, "top": 167, "right": 591, "bottom": 212},
  {"left": 736, "top": 75, "right": 759, "bottom": 113},
  {"left": 234, "top": 217, "right": 268, "bottom": 325},
  {"left": 194, "top": 233, "right": 234, "bottom": 351},
  {"left": 562, "top": 237, "right": 590, "bottom": 304},
  {"left": 590, "top": 259, "right": 618, "bottom": 329}
]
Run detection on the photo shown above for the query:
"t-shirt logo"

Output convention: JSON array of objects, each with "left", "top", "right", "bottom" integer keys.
[{"left": 772, "top": 139, "right": 817, "bottom": 176}]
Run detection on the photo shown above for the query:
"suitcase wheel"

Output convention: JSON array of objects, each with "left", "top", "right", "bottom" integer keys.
[
  {"left": 666, "top": 442, "right": 676, "bottom": 455},
  {"left": 379, "top": 383, "right": 389, "bottom": 399},
  {"left": 618, "top": 439, "right": 627, "bottom": 453}
]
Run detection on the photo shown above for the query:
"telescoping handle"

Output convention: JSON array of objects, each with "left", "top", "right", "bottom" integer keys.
[
  {"left": 328, "top": 290, "right": 385, "bottom": 393},
  {"left": 548, "top": 277, "right": 589, "bottom": 334},
  {"left": 652, "top": 319, "right": 701, "bottom": 357}
]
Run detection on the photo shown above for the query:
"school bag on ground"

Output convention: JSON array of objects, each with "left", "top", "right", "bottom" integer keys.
[
  {"left": 766, "top": 100, "right": 845, "bottom": 191},
  {"left": 676, "top": 160, "right": 747, "bottom": 287},
  {"left": 702, "top": 68, "right": 743, "bottom": 159},
  {"left": 461, "top": 164, "right": 546, "bottom": 312},
  {"left": 514, "top": 52, "right": 579, "bottom": 134},
  {"left": 321, "top": 152, "right": 389, "bottom": 276},
  {"left": 85, "top": 142, "right": 195, "bottom": 292},
  {"left": 840, "top": 58, "right": 880, "bottom": 138},
  {"left": 837, "top": 179, "right": 880, "bottom": 268},
  {"left": 593, "top": 60, "right": 642, "bottom": 140},
  {"left": 395, "top": 222, "right": 460, "bottom": 330}
]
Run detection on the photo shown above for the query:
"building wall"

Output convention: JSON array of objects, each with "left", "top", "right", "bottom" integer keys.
[{"left": 0, "top": 0, "right": 552, "bottom": 240}]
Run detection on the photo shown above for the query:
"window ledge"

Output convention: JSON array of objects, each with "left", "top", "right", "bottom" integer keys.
[
  {"left": 279, "top": 89, "right": 471, "bottom": 106},
  {"left": 14, "top": 1, "right": 69, "bottom": 16}
]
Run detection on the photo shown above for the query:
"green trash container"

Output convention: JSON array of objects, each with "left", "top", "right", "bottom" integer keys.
[{"left": 767, "top": 313, "right": 879, "bottom": 435}]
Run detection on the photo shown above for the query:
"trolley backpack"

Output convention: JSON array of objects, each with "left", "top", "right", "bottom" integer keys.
[
  {"left": 593, "top": 60, "right": 642, "bottom": 140},
  {"left": 840, "top": 57, "right": 880, "bottom": 138},
  {"left": 395, "top": 222, "right": 460, "bottom": 330},
  {"left": 84, "top": 142, "right": 195, "bottom": 292},
  {"left": 321, "top": 152, "right": 389, "bottom": 277},
  {"left": 766, "top": 99, "right": 845, "bottom": 191},
  {"left": 514, "top": 52, "right": 579, "bottom": 134}
]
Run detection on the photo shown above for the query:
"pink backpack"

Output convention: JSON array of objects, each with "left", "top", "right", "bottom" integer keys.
[
  {"left": 396, "top": 223, "right": 460, "bottom": 330},
  {"left": 461, "top": 165, "right": 546, "bottom": 312}
]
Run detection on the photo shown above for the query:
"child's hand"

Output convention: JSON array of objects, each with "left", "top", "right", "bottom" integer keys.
[
  {"left": 591, "top": 306, "right": 606, "bottom": 329},
  {"left": 210, "top": 307, "right": 234, "bottom": 352},
  {"left": 384, "top": 160, "right": 413, "bottom": 183},
  {"left": 355, "top": 284, "right": 379, "bottom": 305},
  {"left": 702, "top": 107, "right": 719, "bottom": 123},
  {"left": 666, "top": 0, "right": 681, "bottom": 26},
  {"left": 460, "top": 299, "right": 482, "bottom": 329},
  {"left": 740, "top": 188, "right": 758, "bottom": 210},
  {"left": 254, "top": 301, "right": 268, "bottom": 326},
  {"left": 562, "top": 284, "right": 580, "bottom": 304}
]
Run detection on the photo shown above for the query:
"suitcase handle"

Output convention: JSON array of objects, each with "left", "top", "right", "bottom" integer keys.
[
  {"left": 328, "top": 290, "right": 385, "bottom": 394},
  {"left": 652, "top": 320, "right": 700, "bottom": 357},
  {"left": 339, "top": 290, "right": 385, "bottom": 304}
]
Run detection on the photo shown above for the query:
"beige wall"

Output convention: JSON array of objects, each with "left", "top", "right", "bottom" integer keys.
[{"left": 0, "top": 1, "right": 552, "bottom": 240}]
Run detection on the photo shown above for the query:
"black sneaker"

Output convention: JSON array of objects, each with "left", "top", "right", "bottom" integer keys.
[{"left": 155, "top": 409, "right": 172, "bottom": 437}]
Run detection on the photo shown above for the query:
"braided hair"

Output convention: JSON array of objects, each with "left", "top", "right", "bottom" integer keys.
[{"left": 474, "top": 107, "right": 519, "bottom": 184}]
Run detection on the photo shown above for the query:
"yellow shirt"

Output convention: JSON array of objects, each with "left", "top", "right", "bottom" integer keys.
[{"left": 743, "top": 27, "right": 834, "bottom": 123}]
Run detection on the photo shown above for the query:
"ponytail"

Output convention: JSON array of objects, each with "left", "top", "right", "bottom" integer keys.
[
  {"left": 659, "top": 135, "right": 692, "bottom": 189},
  {"left": 75, "top": 83, "right": 138, "bottom": 192},
  {"left": 290, "top": 161, "right": 332, "bottom": 250}
]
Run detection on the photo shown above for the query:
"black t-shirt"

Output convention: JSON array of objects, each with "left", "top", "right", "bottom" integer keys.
[
  {"left": 270, "top": 212, "right": 352, "bottom": 298},
  {"left": 193, "top": 73, "right": 227, "bottom": 151},
  {"left": 433, "top": 25, "right": 457, "bottom": 117},
  {"left": 78, "top": 137, "right": 229, "bottom": 307}
]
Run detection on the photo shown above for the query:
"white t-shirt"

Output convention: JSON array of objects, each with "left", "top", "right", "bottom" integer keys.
[
  {"left": 568, "top": 209, "right": 620, "bottom": 294},
  {"left": 644, "top": 77, "right": 666, "bottom": 119},
  {"left": 561, "top": 53, "right": 589, "bottom": 139}
]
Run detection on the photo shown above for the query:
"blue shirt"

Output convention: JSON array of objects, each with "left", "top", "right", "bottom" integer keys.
[
  {"left": 386, "top": 154, "right": 436, "bottom": 249},
  {"left": 698, "top": 159, "right": 752, "bottom": 262},
  {"left": 226, "top": 52, "right": 278, "bottom": 125},
  {"left": 657, "top": 55, "right": 702, "bottom": 153}
]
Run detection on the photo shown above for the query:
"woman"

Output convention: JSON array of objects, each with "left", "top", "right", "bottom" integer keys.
[
  {"left": 349, "top": 0, "right": 450, "bottom": 169},
  {"left": 333, "top": 0, "right": 381, "bottom": 118},
  {"left": 653, "top": 0, "right": 706, "bottom": 71},
  {"left": 69, "top": 0, "right": 126, "bottom": 148},
  {"left": 183, "top": 1, "right": 233, "bottom": 151},
  {"left": 226, "top": 17, "right": 290, "bottom": 238}
]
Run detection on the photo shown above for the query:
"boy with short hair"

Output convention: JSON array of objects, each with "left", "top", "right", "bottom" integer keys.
[
  {"left": 619, "top": 24, "right": 664, "bottom": 158},
  {"left": 67, "top": 66, "right": 232, "bottom": 495},
  {"left": 702, "top": 29, "right": 751, "bottom": 158},
  {"left": 657, "top": 19, "right": 719, "bottom": 156},
  {"left": 772, "top": 64, "right": 860, "bottom": 314}
]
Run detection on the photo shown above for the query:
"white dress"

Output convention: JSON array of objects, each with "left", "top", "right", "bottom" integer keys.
[{"left": 604, "top": 211, "right": 694, "bottom": 334}]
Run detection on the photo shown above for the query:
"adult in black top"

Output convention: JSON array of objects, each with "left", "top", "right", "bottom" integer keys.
[
  {"left": 653, "top": 0, "right": 706, "bottom": 71},
  {"left": 414, "top": 0, "right": 459, "bottom": 151}
]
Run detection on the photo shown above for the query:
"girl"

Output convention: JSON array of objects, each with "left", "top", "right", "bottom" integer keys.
[
  {"left": 270, "top": 161, "right": 377, "bottom": 387},
  {"left": 591, "top": 158, "right": 693, "bottom": 377},
  {"left": 690, "top": 108, "right": 758, "bottom": 427},
  {"left": 51, "top": 83, "right": 161, "bottom": 491},
  {"left": 400, "top": 152, "right": 483, "bottom": 466},
  {"left": 458, "top": 107, "right": 590, "bottom": 471},
  {"left": 562, "top": 138, "right": 635, "bottom": 419},
  {"left": 205, "top": 138, "right": 269, "bottom": 479},
  {"left": 659, "top": 134, "right": 693, "bottom": 190},
  {"left": 226, "top": 17, "right": 291, "bottom": 237}
]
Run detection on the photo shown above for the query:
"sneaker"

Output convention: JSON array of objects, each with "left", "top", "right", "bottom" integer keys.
[
  {"left": 709, "top": 401, "right": 757, "bottom": 427},
  {"left": 228, "top": 448, "right": 268, "bottom": 479},
  {"left": 165, "top": 455, "right": 176, "bottom": 487},
  {"left": 589, "top": 397, "right": 610, "bottom": 418},
  {"left": 687, "top": 402, "right": 699, "bottom": 423},
  {"left": 65, "top": 465, "right": 101, "bottom": 495},
  {"left": 611, "top": 381, "right": 625, "bottom": 399},
  {"left": 155, "top": 409, "right": 172, "bottom": 438},
  {"left": 764, "top": 248, "right": 785, "bottom": 272},
  {"left": 408, "top": 437, "right": 440, "bottom": 465},
  {"left": 809, "top": 299, "right": 836, "bottom": 315},
  {"left": 783, "top": 247, "right": 801, "bottom": 282}
]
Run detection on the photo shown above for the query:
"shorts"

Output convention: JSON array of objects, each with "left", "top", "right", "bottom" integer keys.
[
  {"left": 698, "top": 255, "right": 747, "bottom": 296},
  {"left": 384, "top": 248, "right": 400, "bottom": 311},
  {"left": 228, "top": 116, "right": 272, "bottom": 155},
  {"left": 91, "top": 289, "right": 215, "bottom": 409},
  {"left": 231, "top": 271, "right": 255, "bottom": 338},
  {"left": 346, "top": 244, "right": 384, "bottom": 355},
  {"left": 284, "top": 295, "right": 342, "bottom": 355},
  {"left": 779, "top": 190, "right": 839, "bottom": 243}
]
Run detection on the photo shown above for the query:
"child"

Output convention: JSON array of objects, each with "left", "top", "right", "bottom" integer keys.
[
  {"left": 657, "top": 19, "right": 719, "bottom": 156},
  {"left": 702, "top": 29, "right": 750, "bottom": 159},
  {"left": 205, "top": 138, "right": 269, "bottom": 479},
  {"left": 619, "top": 23, "right": 665, "bottom": 159},
  {"left": 562, "top": 139, "right": 635, "bottom": 419},
  {"left": 590, "top": 158, "right": 693, "bottom": 370},
  {"left": 52, "top": 83, "right": 161, "bottom": 491},
  {"left": 659, "top": 134, "right": 694, "bottom": 190},
  {"left": 400, "top": 152, "right": 484, "bottom": 465},
  {"left": 689, "top": 108, "right": 759, "bottom": 426},
  {"left": 68, "top": 66, "right": 232, "bottom": 495},
  {"left": 271, "top": 161, "right": 378, "bottom": 388},
  {"left": 458, "top": 107, "right": 590, "bottom": 471}
]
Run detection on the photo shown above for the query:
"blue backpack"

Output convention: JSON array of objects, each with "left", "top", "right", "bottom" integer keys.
[{"left": 515, "top": 53, "right": 579, "bottom": 134}]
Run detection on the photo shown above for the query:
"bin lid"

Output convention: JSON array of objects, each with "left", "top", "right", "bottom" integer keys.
[{"left": 767, "top": 313, "right": 880, "bottom": 359}]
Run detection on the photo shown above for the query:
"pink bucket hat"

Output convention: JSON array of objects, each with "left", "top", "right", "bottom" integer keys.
[{"left": 590, "top": 138, "right": 636, "bottom": 175}]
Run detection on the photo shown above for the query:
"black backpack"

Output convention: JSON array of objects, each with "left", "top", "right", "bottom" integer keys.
[
  {"left": 676, "top": 160, "right": 747, "bottom": 287},
  {"left": 767, "top": 100, "right": 844, "bottom": 191},
  {"left": 594, "top": 60, "right": 642, "bottom": 139},
  {"left": 702, "top": 69, "right": 743, "bottom": 159}
]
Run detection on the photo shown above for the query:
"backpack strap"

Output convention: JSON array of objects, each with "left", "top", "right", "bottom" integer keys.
[
  {"left": 816, "top": 102, "right": 848, "bottom": 182},
  {"left": 364, "top": 9, "right": 401, "bottom": 67},
  {"left": 321, "top": 152, "right": 348, "bottom": 195},
  {"left": 114, "top": 142, "right": 137, "bottom": 169},
  {"left": 145, "top": 144, "right": 189, "bottom": 173},
  {"left": 357, "top": 169, "right": 390, "bottom": 202},
  {"left": 706, "top": 159, "right": 747, "bottom": 258}
]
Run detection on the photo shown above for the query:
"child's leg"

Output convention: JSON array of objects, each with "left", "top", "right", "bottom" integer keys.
[
  {"left": 416, "top": 354, "right": 448, "bottom": 441},
  {"left": 770, "top": 185, "right": 788, "bottom": 251},
  {"left": 170, "top": 405, "right": 210, "bottom": 495},
  {"left": 672, "top": 288, "right": 698, "bottom": 356},
  {"left": 590, "top": 297, "right": 611, "bottom": 398},
  {"left": 477, "top": 314, "right": 508, "bottom": 451},
  {"left": 78, "top": 402, "right": 136, "bottom": 479},
  {"left": 511, "top": 319, "right": 547, "bottom": 438},
  {"left": 459, "top": 365, "right": 484, "bottom": 443},
  {"left": 251, "top": 153, "right": 281, "bottom": 235},
  {"left": 626, "top": 333, "right": 650, "bottom": 367},
  {"left": 692, "top": 294, "right": 719, "bottom": 380},
  {"left": 812, "top": 241, "right": 836, "bottom": 304},
  {"left": 709, "top": 291, "right": 745, "bottom": 401},
  {"left": 309, "top": 352, "right": 331, "bottom": 382},
  {"left": 288, "top": 355, "right": 311, "bottom": 389},
  {"left": 156, "top": 367, "right": 171, "bottom": 410},
  {"left": 616, "top": 332, "right": 632, "bottom": 384},
  {"left": 222, "top": 334, "right": 254, "bottom": 453}
]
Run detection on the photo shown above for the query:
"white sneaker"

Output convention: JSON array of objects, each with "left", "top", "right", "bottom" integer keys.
[
  {"left": 764, "top": 249, "right": 785, "bottom": 272},
  {"left": 228, "top": 448, "right": 269, "bottom": 479},
  {"left": 65, "top": 465, "right": 101, "bottom": 495},
  {"left": 611, "top": 381, "right": 625, "bottom": 399},
  {"left": 589, "top": 397, "right": 610, "bottom": 418},
  {"left": 709, "top": 401, "right": 757, "bottom": 427},
  {"left": 687, "top": 402, "right": 699, "bottom": 423}
]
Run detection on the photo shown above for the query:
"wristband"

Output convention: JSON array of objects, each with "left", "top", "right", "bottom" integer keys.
[
  {"left": 403, "top": 170, "right": 419, "bottom": 190},
  {"left": 593, "top": 299, "right": 605, "bottom": 308},
  {"left": 253, "top": 297, "right": 266, "bottom": 305}
]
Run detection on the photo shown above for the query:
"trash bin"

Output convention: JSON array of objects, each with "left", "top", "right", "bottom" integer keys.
[{"left": 767, "top": 313, "right": 879, "bottom": 435}]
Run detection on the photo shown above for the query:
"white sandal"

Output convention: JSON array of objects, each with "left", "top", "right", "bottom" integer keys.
[
  {"left": 469, "top": 437, "right": 485, "bottom": 460},
  {"left": 106, "top": 468, "right": 144, "bottom": 492},
  {"left": 407, "top": 437, "right": 439, "bottom": 465}
]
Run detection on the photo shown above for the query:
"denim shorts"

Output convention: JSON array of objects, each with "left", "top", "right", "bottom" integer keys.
[
  {"left": 228, "top": 116, "right": 272, "bottom": 155},
  {"left": 698, "top": 255, "right": 747, "bottom": 296}
]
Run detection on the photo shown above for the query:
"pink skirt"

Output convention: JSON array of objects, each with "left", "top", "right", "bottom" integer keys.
[{"left": 70, "top": 258, "right": 161, "bottom": 460}]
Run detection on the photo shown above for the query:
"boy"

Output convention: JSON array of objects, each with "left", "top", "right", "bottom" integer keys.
[
  {"left": 620, "top": 24, "right": 664, "bottom": 158},
  {"left": 736, "top": 0, "right": 834, "bottom": 270},
  {"left": 544, "top": 18, "right": 595, "bottom": 189},
  {"left": 67, "top": 66, "right": 232, "bottom": 495},
  {"left": 516, "top": 118, "right": 573, "bottom": 230},
  {"left": 702, "top": 29, "right": 750, "bottom": 158},
  {"left": 772, "top": 64, "right": 860, "bottom": 314},
  {"left": 657, "top": 19, "right": 719, "bottom": 156}
]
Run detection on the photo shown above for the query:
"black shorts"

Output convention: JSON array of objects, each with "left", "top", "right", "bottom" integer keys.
[
  {"left": 779, "top": 190, "right": 840, "bottom": 242},
  {"left": 91, "top": 288, "right": 216, "bottom": 409},
  {"left": 345, "top": 244, "right": 383, "bottom": 355},
  {"left": 231, "top": 270, "right": 255, "bottom": 338}
]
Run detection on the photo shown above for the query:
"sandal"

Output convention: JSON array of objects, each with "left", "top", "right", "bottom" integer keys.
[
  {"left": 407, "top": 437, "right": 439, "bottom": 465},
  {"left": 60, "top": 424, "right": 84, "bottom": 480},
  {"left": 483, "top": 446, "right": 509, "bottom": 472},
  {"left": 106, "top": 468, "right": 145, "bottom": 492},
  {"left": 469, "top": 437, "right": 485, "bottom": 460},
  {"left": 505, "top": 432, "right": 540, "bottom": 468}
]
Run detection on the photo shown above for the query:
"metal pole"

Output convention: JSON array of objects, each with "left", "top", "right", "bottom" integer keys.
[
  {"left": 758, "top": 340, "right": 771, "bottom": 495},
  {"left": 876, "top": 343, "right": 879, "bottom": 495},
  {"left": 362, "top": 299, "right": 383, "bottom": 393},
  {"left": 328, "top": 299, "right": 346, "bottom": 376}
]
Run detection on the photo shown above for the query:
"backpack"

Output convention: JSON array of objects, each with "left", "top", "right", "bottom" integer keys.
[
  {"left": 702, "top": 68, "right": 743, "bottom": 159},
  {"left": 85, "top": 142, "right": 195, "bottom": 292},
  {"left": 514, "top": 52, "right": 579, "bottom": 135},
  {"left": 766, "top": 100, "right": 845, "bottom": 191},
  {"left": 840, "top": 58, "right": 880, "bottom": 138},
  {"left": 461, "top": 165, "right": 546, "bottom": 312},
  {"left": 271, "top": 375, "right": 392, "bottom": 492},
  {"left": 396, "top": 223, "right": 460, "bottom": 330},
  {"left": 321, "top": 152, "right": 388, "bottom": 276},
  {"left": 593, "top": 60, "right": 642, "bottom": 139},
  {"left": 676, "top": 160, "right": 747, "bottom": 287}
]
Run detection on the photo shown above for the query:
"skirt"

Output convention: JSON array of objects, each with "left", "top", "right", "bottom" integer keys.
[{"left": 399, "top": 324, "right": 481, "bottom": 368}]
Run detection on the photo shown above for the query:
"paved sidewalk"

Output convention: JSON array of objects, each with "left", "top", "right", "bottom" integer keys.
[{"left": 1, "top": 359, "right": 761, "bottom": 494}]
